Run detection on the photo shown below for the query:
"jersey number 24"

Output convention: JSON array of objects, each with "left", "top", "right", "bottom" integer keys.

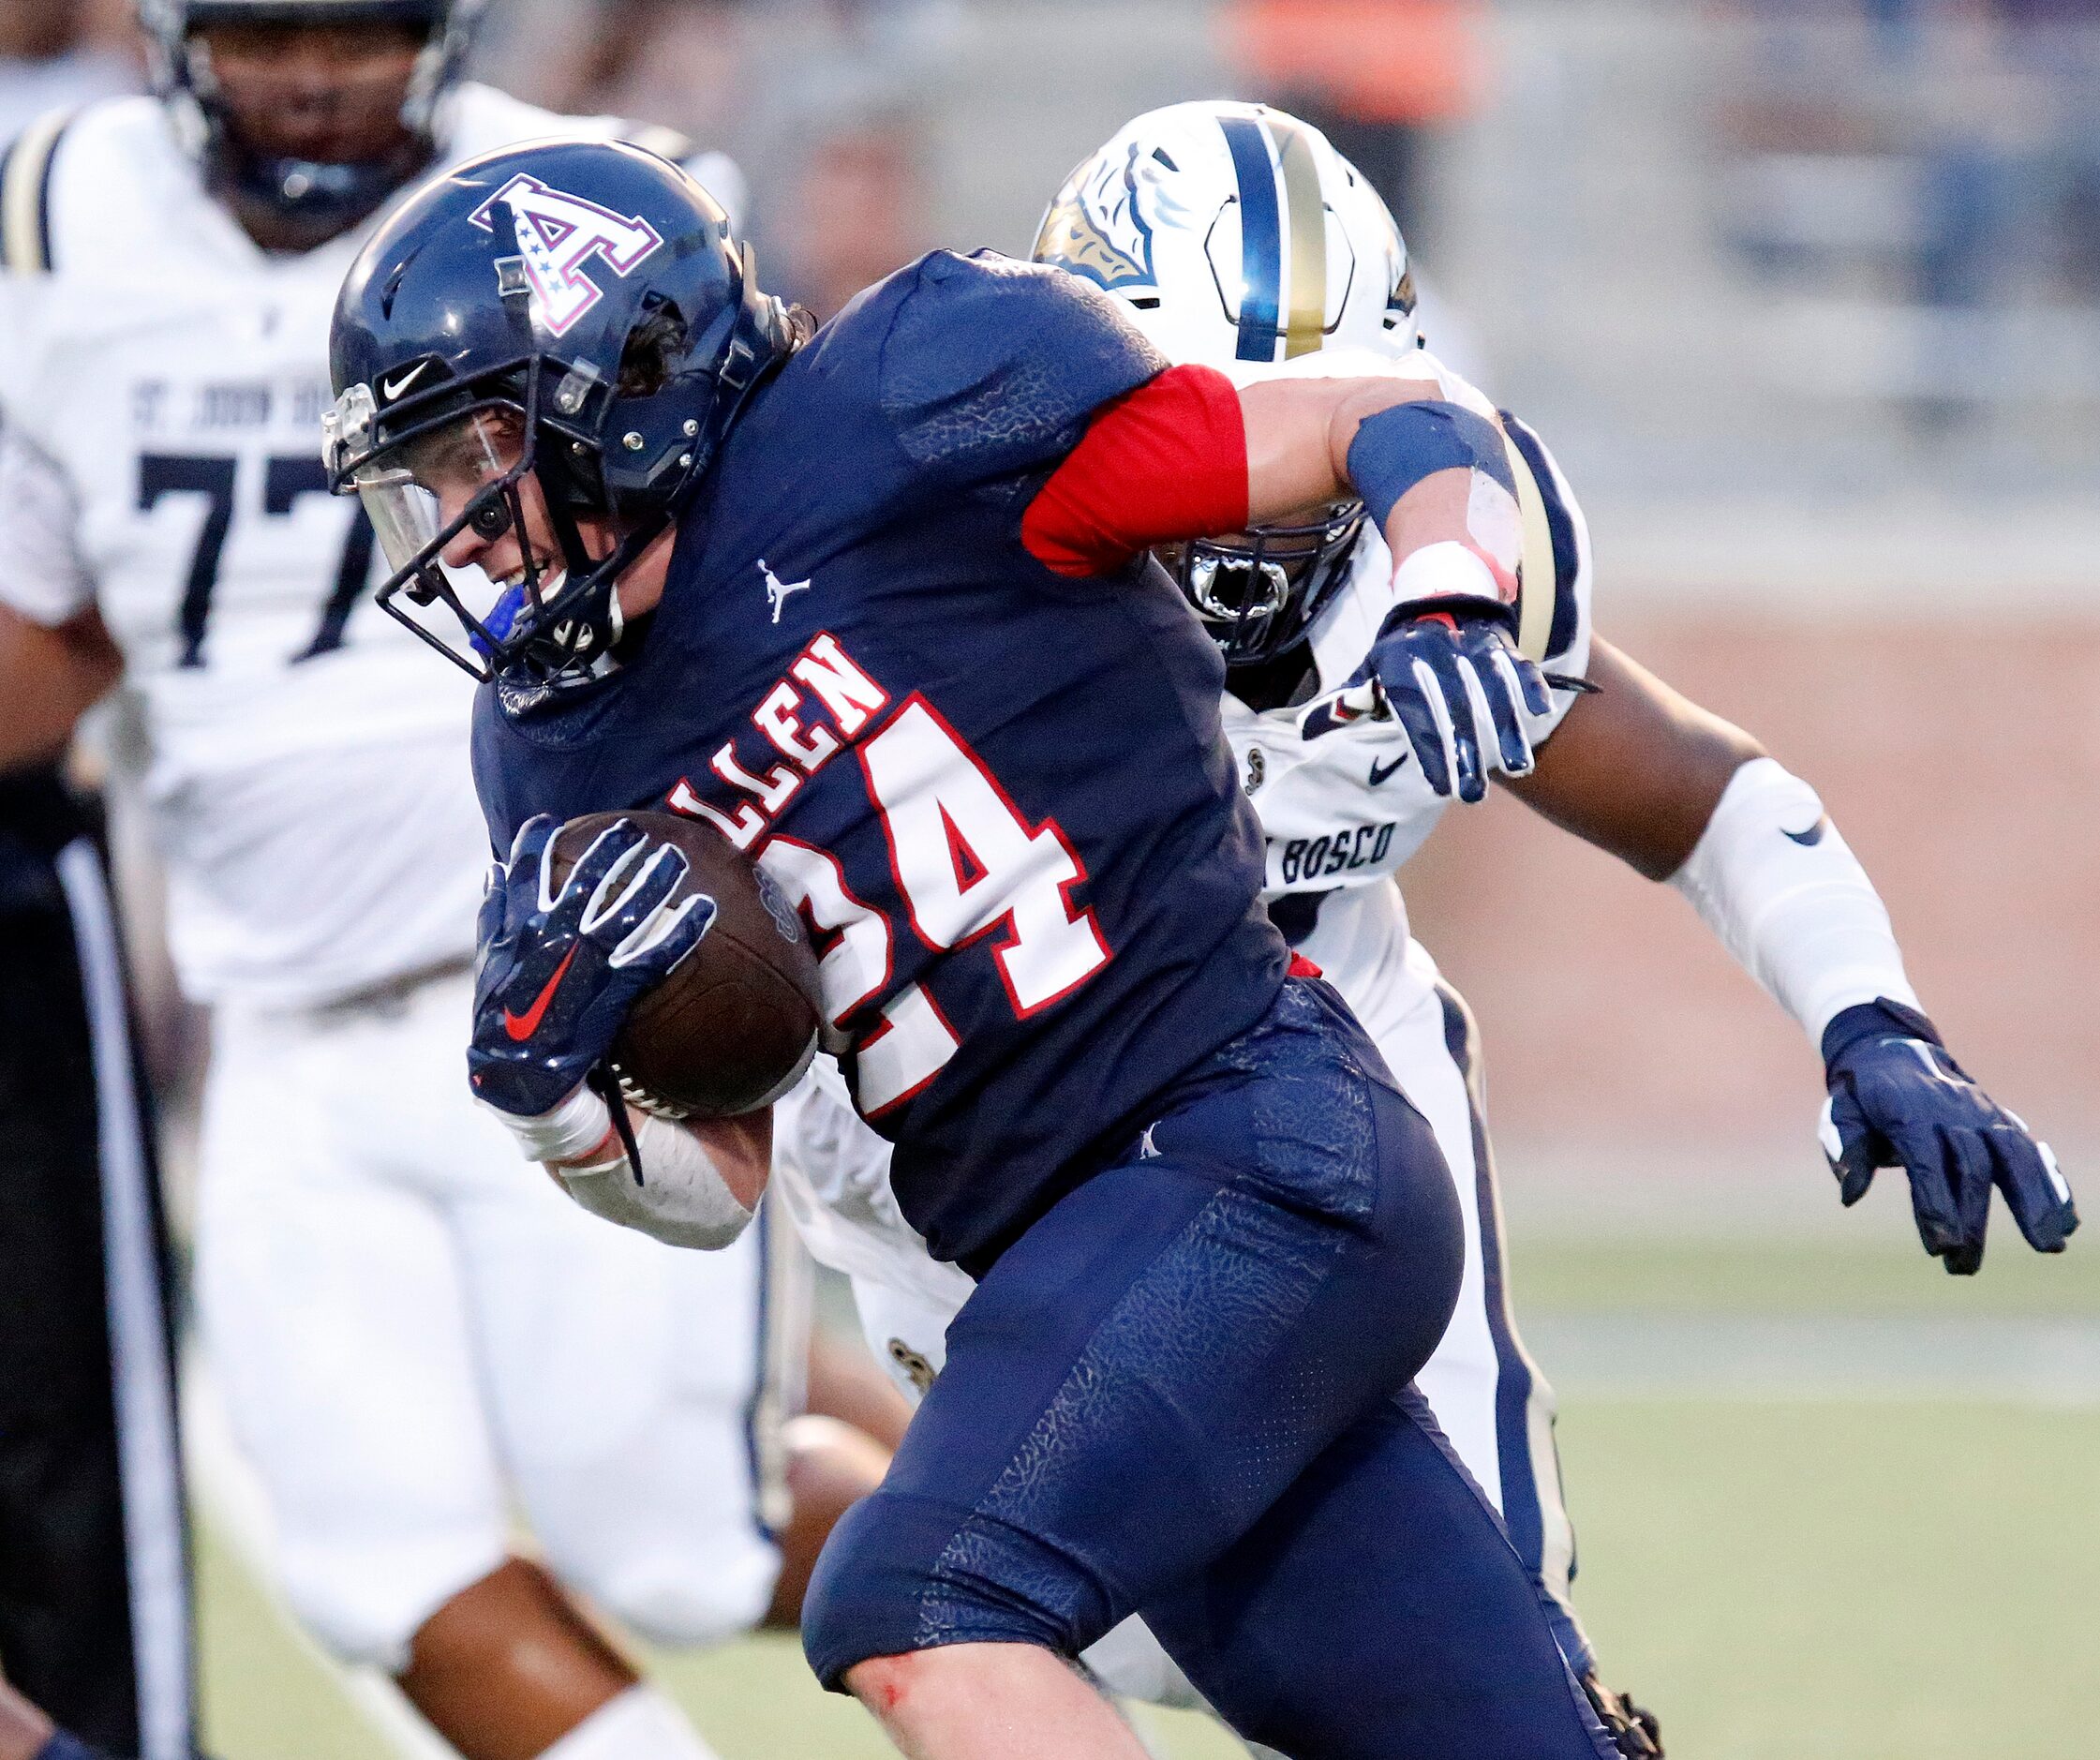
[{"left": 755, "top": 697, "right": 1110, "bottom": 1119}]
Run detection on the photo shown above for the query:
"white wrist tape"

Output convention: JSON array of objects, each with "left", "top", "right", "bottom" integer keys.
[
  {"left": 556, "top": 1112, "right": 756, "bottom": 1251},
  {"left": 1465, "top": 472, "right": 1524, "bottom": 576},
  {"left": 481, "top": 1081, "right": 616, "bottom": 1164},
  {"left": 1391, "top": 539, "right": 1511, "bottom": 605},
  {"left": 1668, "top": 757, "right": 1921, "bottom": 1047}
]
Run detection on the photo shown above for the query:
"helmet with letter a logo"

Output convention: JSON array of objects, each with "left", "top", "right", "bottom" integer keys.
[
  {"left": 1032, "top": 100, "right": 1418, "bottom": 668},
  {"left": 324, "top": 137, "right": 797, "bottom": 693}
]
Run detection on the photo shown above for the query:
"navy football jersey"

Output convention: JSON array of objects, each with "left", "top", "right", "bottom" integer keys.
[{"left": 473, "top": 250, "right": 1288, "bottom": 1270}]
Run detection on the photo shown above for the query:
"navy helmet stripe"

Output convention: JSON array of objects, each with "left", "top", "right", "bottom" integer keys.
[{"left": 1218, "top": 115, "right": 1282, "bottom": 364}]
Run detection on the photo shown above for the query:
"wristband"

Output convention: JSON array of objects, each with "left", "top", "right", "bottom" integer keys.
[
  {"left": 1389, "top": 540, "right": 1518, "bottom": 611},
  {"left": 555, "top": 1111, "right": 756, "bottom": 1250},
  {"left": 477, "top": 1080, "right": 615, "bottom": 1164}
]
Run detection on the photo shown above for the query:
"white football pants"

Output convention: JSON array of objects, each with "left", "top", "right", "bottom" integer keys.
[{"left": 194, "top": 968, "right": 803, "bottom": 1670}]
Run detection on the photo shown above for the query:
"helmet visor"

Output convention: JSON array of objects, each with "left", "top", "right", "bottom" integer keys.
[{"left": 323, "top": 384, "right": 526, "bottom": 674}]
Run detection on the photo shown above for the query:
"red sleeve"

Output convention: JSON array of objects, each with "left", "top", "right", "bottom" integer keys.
[{"left": 1020, "top": 364, "right": 1251, "bottom": 579}]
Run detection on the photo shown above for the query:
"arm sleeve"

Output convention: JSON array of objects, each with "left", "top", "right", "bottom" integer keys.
[
  {"left": 1668, "top": 756, "right": 1921, "bottom": 1047},
  {"left": 1020, "top": 365, "right": 1250, "bottom": 577},
  {"left": 0, "top": 409, "right": 95, "bottom": 625}
]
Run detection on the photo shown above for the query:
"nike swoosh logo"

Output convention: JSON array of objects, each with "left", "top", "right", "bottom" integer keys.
[
  {"left": 1369, "top": 754, "right": 1409, "bottom": 786},
  {"left": 503, "top": 944, "right": 578, "bottom": 1041},
  {"left": 381, "top": 360, "right": 430, "bottom": 400},
  {"left": 1783, "top": 817, "right": 1829, "bottom": 846}
]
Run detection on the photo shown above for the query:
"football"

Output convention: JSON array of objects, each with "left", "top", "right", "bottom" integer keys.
[{"left": 550, "top": 811, "right": 823, "bottom": 1119}]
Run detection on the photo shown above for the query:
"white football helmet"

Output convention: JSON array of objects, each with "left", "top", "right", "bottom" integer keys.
[
  {"left": 1032, "top": 101, "right": 1417, "bottom": 667},
  {"left": 1032, "top": 98, "right": 1419, "bottom": 378}
]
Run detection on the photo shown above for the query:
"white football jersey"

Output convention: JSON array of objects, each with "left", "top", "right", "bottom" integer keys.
[
  {"left": 770, "top": 1055, "right": 976, "bottom": 1312},
  {"left": 0, "top": 88, "right": 742, "bottom": 1007}
]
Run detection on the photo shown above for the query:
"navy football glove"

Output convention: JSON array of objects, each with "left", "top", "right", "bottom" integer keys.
[
  {"left": 469, "top": 814, "right": 716, "bottom": 1120},
  {"left": 1821, "top": 998, "right": 2077, "bottom": 1275},
  {"left": 1305, "top": 597, "right": 1556, "bottom": 802}
]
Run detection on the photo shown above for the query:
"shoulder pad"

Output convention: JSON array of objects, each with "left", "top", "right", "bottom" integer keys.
[
  {"left": 0, "top": 107, "right": 76, "bottom": 274},
  {"left": 879, "top": 250, "right": 1166, "bottom": 485}
]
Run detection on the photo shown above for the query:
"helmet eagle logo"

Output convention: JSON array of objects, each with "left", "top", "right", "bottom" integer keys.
[
  {"left": 1032, "top": 150, "right": 1154, "bottom": 294},
  {"left": 468, "top": 172, "right": 664, "bottom": 337}
]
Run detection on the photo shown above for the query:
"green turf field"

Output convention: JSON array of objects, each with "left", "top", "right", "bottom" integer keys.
[{"left": 196, "top": 1241, "right": 2100, "bottom": 1758}]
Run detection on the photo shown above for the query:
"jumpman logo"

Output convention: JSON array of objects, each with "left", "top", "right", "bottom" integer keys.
[{"left": 759, "top": 559, "right": 812, "bottom": 625}]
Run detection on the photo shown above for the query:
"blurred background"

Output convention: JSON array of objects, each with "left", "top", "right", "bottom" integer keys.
[{"left": 7, "top": 2, "right": 2096, "bottom": 1756}]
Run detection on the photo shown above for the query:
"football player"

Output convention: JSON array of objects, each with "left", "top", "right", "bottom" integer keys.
[
  {"left": 766, "top": 99, "right": 2079, "bottom": 1756},
  {"left": 324, "top": 136, "right": 1668, "bottom": 1758},
  {"left": 0, "top": 7, "right": 894, "bottom": 1758}
]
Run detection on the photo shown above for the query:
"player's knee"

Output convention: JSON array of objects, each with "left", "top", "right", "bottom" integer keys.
[
  {"left": 801, "top": 1488, "right": 1090, "bottom": 1690},
  {"left": 276, "top": 1549, "right": 435, "bottom": 1672},
  {"left": 552, "top": 1537, "right": 776, "bottom": 1648}
]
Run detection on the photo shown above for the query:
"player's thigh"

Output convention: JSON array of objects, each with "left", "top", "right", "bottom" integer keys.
[
  {"left": 193, "top": 1016, "right": 507, "bottom": 1665},
  {"left": 454, "top": 1165, "right": 790, "bottom": 1646},
  {"left": 1144, "top": 1392, "right": 1616, "bottom": 1760},
  {"left": 803, "top": 994, "right": 1463, "bottom": 1686}
]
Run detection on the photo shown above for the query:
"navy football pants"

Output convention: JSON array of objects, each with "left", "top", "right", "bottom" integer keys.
[{"left": 802, "top": 980, "right": 1615, "bottom": 1756}]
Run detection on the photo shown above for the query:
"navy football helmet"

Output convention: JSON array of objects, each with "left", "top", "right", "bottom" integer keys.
[
  {"left": 141, "top": 0, "right": 485, "bottom": 237},
  {"left": 324, "top": 138, "right": 797, "bottom": 689}
]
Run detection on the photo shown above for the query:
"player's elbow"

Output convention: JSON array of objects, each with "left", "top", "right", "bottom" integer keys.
[{"left": 560, "top": 1546, "right": 775, "bottom": 1648}]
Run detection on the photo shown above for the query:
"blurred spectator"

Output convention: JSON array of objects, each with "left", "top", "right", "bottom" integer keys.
[
  {"left": 1226, "top": 0, "right": 1483, "bottom": 239},
  {"left": 558, "top": 0, "right": 753, "bottom": 149},
  {"left": 769, "top": 111, "right": 929, "bottom": 318},
  {"left": 0, "top": 0, "right": 135, "bottom": 143},
  {"left": 1717, "top": 0, "right": 2100, "bottom": 427},
  {"left": 510, "top": 0, "right": 948, "bottom": 320}
]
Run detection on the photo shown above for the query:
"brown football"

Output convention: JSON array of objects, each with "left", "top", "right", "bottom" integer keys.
[{"left": 550, "top": 811, "right": 822, "bottom": 1119}]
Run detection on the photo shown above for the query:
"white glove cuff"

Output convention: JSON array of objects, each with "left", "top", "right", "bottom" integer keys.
[
  {"left": 479, "top": 1081, "right": 615, "bottom": 1165},
  {"left": 1668, "top": 757, "right": 1921, "bottom": 1047},
  {"left": 555, "top": 1112, "right": 756, "bottom": 1251}
]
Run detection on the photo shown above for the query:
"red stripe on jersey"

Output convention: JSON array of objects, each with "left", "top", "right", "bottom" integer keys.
[
  {"left": 1288, "top": 953, "right": 1323, "bottom": 979},
  {"left": 1020, "top": 364, "right": 1251, "bottom": 579}
]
